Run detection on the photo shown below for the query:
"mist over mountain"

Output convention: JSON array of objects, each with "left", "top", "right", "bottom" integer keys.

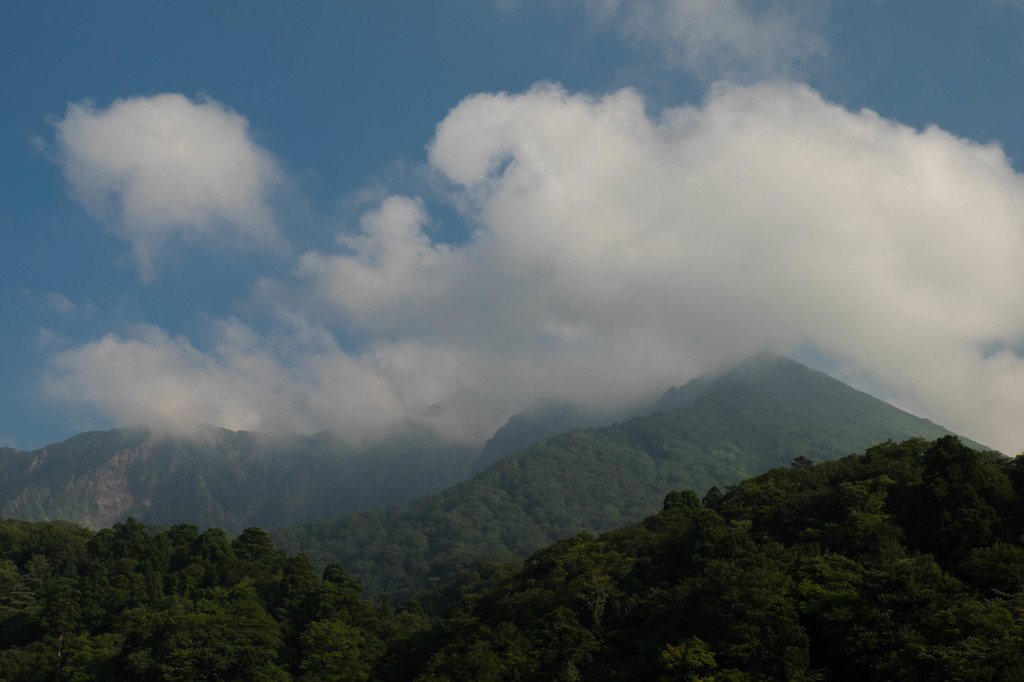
[
  {"left": 273, "top": 353, "right": 977, "bottom": 597},
  {"left": 0, "top": 353, "right": 983, "bottom": 548}
]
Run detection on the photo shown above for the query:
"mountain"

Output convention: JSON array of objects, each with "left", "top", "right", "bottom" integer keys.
[
  {"left": 273, "top": 353, "right": 979, "bottom": 597},
  {"left": 0, "top": 352, "right": 983, "bottom": 553},
  {"left": 0, "top": 424, "right": 475, "bottom": 533}
]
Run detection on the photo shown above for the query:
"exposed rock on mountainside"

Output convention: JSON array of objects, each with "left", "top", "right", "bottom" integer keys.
[{"left": 0, "top": 425, "right": 475, "bottom": 532}]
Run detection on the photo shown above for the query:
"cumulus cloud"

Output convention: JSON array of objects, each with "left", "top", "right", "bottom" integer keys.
[
  {"left": 45, "top": 82, "right": 1024, "bottom": 453},
  {"left": 52, "top": 94, "right": 282, "bottom": 280},
  {"left": 426, "top": 82, "right": 1024, "bottom": 451},
  {"left": 44, "top": 323, "right": 293, "bottom": 435},
  {"left": 294, "top": 195, "right": 457, "bottom": 332},
  {"left": 42, "top": 320, "right": 485, "bottom": 445}
]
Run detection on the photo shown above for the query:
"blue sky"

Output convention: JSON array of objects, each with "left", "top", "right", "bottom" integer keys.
[{"left": 4, "top": 0, "right": 1024, "bottom": 453}]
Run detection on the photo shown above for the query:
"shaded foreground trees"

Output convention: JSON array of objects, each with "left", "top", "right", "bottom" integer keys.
[
  {"left": 0, "top": 521, "right": 408, "bottom": 680},
  {"left": 378, "top": 437, "right": 1024, "bottom": 680}
]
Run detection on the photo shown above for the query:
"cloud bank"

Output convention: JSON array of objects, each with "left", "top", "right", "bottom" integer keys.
[
  {"left": 53, "top": 94, "right": 282, "bottom": 280},
  {"left": 45, "top": 82, "right": 1024, "bottom": 453}
]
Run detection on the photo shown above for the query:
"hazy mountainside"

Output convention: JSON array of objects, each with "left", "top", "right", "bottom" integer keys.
[
  {"left": 0, "top": 352, "right": 981, "bottom": 561},
  {"left": 274, "top": 353, "right": 976, "bottom": 598},
  {"left": 0, "top": 424, "right": 475, "bottom": 533}
]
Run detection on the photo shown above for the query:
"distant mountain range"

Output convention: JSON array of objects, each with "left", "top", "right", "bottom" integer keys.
[
  {"left": 271, "top": 352, "right": 982, "bottom": 597},
  {"left": 0, "top": 353, "right": 982, "bottom": 560}
]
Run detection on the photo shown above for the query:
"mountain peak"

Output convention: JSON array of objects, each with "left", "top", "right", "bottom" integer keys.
[
  {"left": 655, "top": 352, "right": 838, "bottom": 412},
  {"left": 654, "top": 351, "right": 985, "bottom": 450}
]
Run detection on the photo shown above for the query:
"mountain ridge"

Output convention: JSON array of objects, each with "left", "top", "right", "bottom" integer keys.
[
  {"left": 272, "top": 352, "right": 979, "bottom": 597},
  {"left": 0, "top": 353, "right": 984, "bottom": 544}
]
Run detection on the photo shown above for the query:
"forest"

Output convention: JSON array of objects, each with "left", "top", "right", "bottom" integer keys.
[{"left": 1, "top": 436, "right": 1023, "bottom": 680}]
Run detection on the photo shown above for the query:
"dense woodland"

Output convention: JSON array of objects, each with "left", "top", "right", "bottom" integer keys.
[{"left": 1, "top": 437, "right": 1023, "bottom": 680}]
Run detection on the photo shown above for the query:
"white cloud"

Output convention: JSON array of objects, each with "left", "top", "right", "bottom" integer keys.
[
  {"left": 294, "top": 195, "right": 457, "bottom": 333},
  {"left": 42, "top": 319, "right": 487, "bottom": 446},
  {"left": 53, "top": 94, "right": 282, "bottom": 280},
  {"left": 44, "top": 323, "right": 290, "bottom": 435},
  {"left": 45, "top": 82, "right": 1024, "bottom": 453}
]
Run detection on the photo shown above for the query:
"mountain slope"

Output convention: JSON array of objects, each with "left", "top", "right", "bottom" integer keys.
[
  {"left": 273, "top": 353, "right": 977, "bottom": 597},
  {"left": 469, "top": 398, "right": 645, "bottom": 474},
  {"left": 0, "top": 424, "right": 475, "bottom": 533}
]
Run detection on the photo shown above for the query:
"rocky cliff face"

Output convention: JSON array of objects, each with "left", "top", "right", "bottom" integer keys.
[{"left": 0, "top": 425, "right": 475, "bottom": 532}]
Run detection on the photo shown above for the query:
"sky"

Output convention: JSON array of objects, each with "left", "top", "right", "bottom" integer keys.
[{"left": 4, "top": 0, "right": 1024, "bottom": 454}]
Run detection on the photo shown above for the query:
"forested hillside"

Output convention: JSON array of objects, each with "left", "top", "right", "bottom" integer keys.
[
  {"left": 0, "top": 437, "right": 1021, "bottom": 680},
  {"left": 273, "top": 354, "right": 975, "bottom": 597},
  {"left": 469, "top": 398, "right": 625, "bottom": 474},
  {"left": 379, "top": 436, "right": 1024, "bottom": 680}
]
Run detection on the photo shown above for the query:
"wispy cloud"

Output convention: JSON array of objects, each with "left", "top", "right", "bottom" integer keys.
[
  {"left": 614, "top": 0, "right": 828, "bottom": 80},
  {"left": 45, "top": 292, "right": 77, "bottom": 314},
  {"left": 506, "top": 0, "right": 829, "bottom": 80},
  {"left": 45, "top": 292, "right": 94, "bottom": 315},
  {"left": 51, "top": 94, "right": 283, "bottom": 281},
  {"left": 43, "top": 82, "right": 1024, "bottom": 453}
]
